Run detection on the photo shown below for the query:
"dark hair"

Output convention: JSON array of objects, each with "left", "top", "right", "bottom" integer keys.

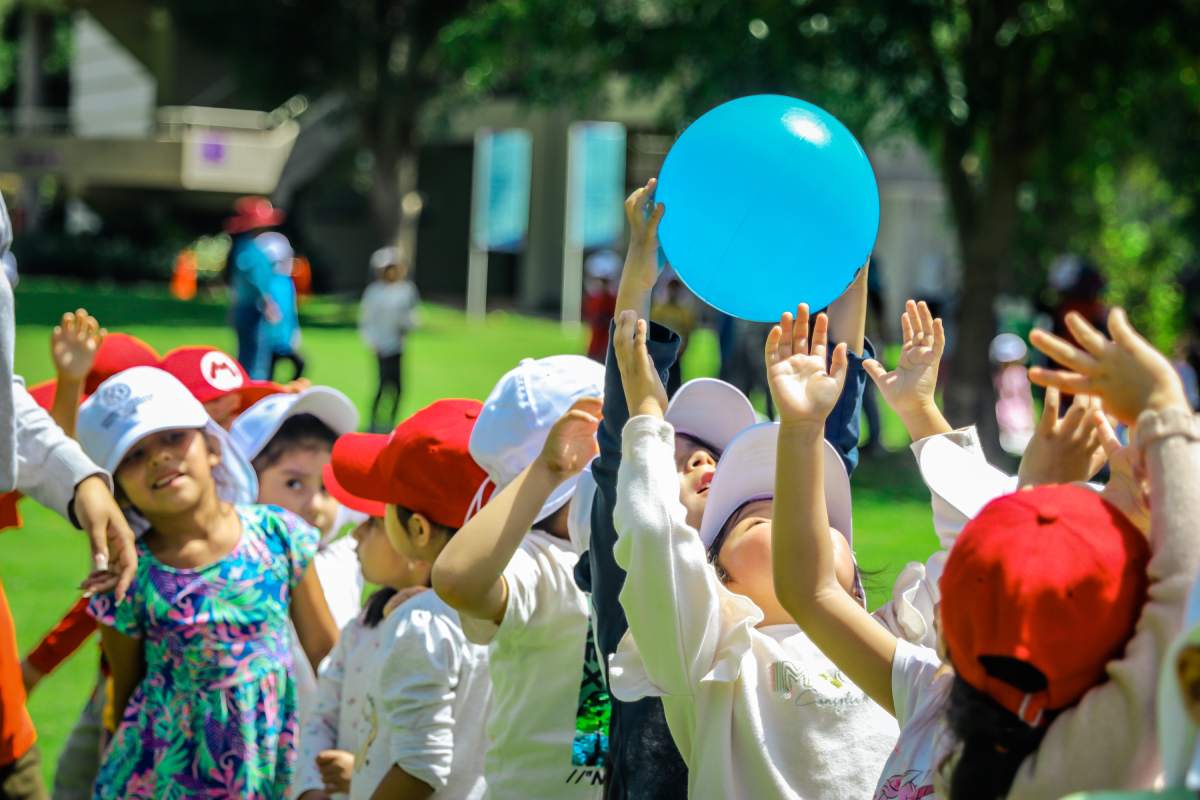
[
  {"left": 363, "top": 588, "right": 396, "bottom": 628},
  {"left": 390, "top": 504, "right": 458, "bottom": 539},
  {"left": 252, "top": 413, "right": 337, "bottom": 472},
  {"left": 941, "top": 666, "right": 1055, "bottom": 800}
]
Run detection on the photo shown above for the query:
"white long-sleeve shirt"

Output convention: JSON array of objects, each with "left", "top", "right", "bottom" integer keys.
[
  {"left": 609, "top": 415, "right": 898, "bottom": 800},
  {"left": 297, "top": 590, "right": 491, "bottom": 799},
  {"left": 358, "top": 280, "right": 419, "bottom": 357}
]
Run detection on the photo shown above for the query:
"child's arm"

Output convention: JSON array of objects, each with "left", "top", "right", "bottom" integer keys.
[
  {"left": 99, "top": 625, "right": 143, "bottom": 724},
  {"left": 1010, "top": 309, "right": 1199, "bottom": 794},
  {"left": 615, "top": 178, "right": 665, "bottom": 318},
  {"left": 369, "top": 768, "right": 434, "bottom": 800},
  {"left": 432, "top": 398, "right": 601, "bottom": 624},
  {"left": 296, "top": 633, "right": 349, "bottom": 798},
  {"left": 48, "top": 309, "right": 103, "bottom": 437},
  {"left": 826, "top": 261, "right": 868, "bottom": 357},
  {"left": 290, "top": 564, "right": 339, "bottom": 672},
  {"left": 768, "top": 306, "right": 899, "bottom": 714},
  {"left": 821, "top": 261, "right": 872, "bottom": 472},
  {"left": 863, "top": 300, "right": 952, "bottom": 442},
  {"left": 21, "top": 596, "right": 96, "bottom": 693}
]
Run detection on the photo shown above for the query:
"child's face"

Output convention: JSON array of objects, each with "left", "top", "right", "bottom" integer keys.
[
  {"left": 352, "top": 517, "right": 430, "bottom": 589},
  {"left": 203, "top": 394, "right": 242, "bottom": 431},
  {"left": 116, "top": 428, "right": 219, "bottom": 515},
  {"left": 1177, "top": 643, "right": 1200, "bottom": 726},
  {"left": 256, "top": 446, "right": 339, "bottom": 537},
  {"left": 675, "top": 435, "right": 718, "bottom": 529}
]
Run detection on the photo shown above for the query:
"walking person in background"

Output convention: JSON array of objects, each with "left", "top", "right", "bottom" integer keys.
[
  {"left": 360, "top": 247, "right": 419, "bottom": 433},
  {"left": 256, "top": 232, "right": 306, "bottom": 382},
  {"left": 226, "top": 196, "right": 287, "bottom": 381}
]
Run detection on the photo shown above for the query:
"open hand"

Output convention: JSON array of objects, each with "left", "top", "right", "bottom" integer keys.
[
  {"left": 1017, "top": 389, "right": 1108, "bottom": 487},
  {"left": 863, "top": 300, "right": 944, "bottom": 416},
  {"left": 765, "top": 305, "right": 848, "bottom": 426},
  {"left": 73, "top": 476, "right": 137, "bottom": 602},
  {"left": 315, "top": 749, "right": 354, "bottom": 794},
  {"left": 51, "top": 309, "right": 104, "bottom": 381},
  {"left": 1029, "top": 308, "right": 1188, "bottom": 425},
  {"left": 613, "top": 310, "right": 668, "bottom": 419},
  {"left": 538, "top": 397, "right": 602, "bottom": 480},
  {"left": 1100, "top": 423, "right": 1150, "bottom": 535},
  {"left": 616, "top": 179, "right": 665, "bottom": 314}
]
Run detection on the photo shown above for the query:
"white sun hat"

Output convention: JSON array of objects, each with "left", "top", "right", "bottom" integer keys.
[
  {"left": 697, "top": 421, "right": 852, "bottom": 551},
  {"left": 231, "top": 386, "right": 360, "bottom": 461},
  {"left": 665, "top": 378, "right": 758, "bottom": 454},
  {"left": 77, "top": 366, "right": 258, "bottom": 504},
  {"left": 916, "top": 435, "right": 1019, "bottom": 524},
  {"left": 469, "top": 355, "right": 604, "bottom": 524}
]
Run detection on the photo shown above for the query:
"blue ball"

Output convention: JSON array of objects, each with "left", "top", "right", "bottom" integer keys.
[{"left": 656, "top": 95, "right": 879, "bottom": 322}]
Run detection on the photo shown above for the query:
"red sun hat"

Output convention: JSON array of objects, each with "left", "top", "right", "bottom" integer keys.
[
  {"left": 159, "top": 346, "right": 282, "bottom": 406},
  {"left": 331, "top": 399, "right": 491, "bottom": 530},
  {"left": 939, "top": 484, "right": 1149, "bottom": 727},
  {"left": 322, "top": 463, "right": 387, "bottom": 519},
  {"left": 86, "top": 333, "right": 161, "bottom": 395},
  {"left": 225, "top": 196, "right": 285, "bottom": 234}
]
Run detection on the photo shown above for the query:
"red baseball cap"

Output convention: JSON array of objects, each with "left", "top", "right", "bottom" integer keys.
[
  {"left": 322, "top": 462, "right": 387, "bottom": 518},
  {"left": 940, "top": 484, "right": 1149, "bottom": 726},
  {"left": 159, "top": 346, "right": 282, "bottom": 406},
  {"left": 331, "top": 399, "right": 491, "bottom": 530},
  {"left": 86, "top": 333, "right": 161, "bottom": 394}
]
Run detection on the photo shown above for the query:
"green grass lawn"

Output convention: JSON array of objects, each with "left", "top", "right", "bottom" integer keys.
[{"left": 1, "top": 279, "right": 938, "bottom": 784}]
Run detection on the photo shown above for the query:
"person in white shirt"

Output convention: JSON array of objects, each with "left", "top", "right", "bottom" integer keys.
[
  {"left": 606, "top": 311, "right": 897, "bottom": 800},
  {"left": 766, "top": 300, "right": 1200, "bottom": 799},
  {"left": 433, "top": 356, "right": 610, "bottom": 798},
  {"left": 359, "top": 247, "right": 419, "bottom": 433}
]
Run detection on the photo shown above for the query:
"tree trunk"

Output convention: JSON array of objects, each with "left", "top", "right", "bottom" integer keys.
[
  {"left": 943, "top": 164, "right": 1023, "bottom": 461},
  {"left": 363, "top": 108, "right": 422, "bottom": 257}
]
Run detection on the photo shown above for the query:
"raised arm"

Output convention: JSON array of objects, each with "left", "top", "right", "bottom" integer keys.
[
  {"left": 826, "top": 260, "right": 869, "bottom": 357},
  {"left": 862, "top": 300, "right": 952, "bottom": 442},
  {"left": 100, "top": 625, "right": 144, "bottom": 725},
  {"left": 432, "top": 398, "right": 601, "bottom": 625},
  {"left": 615, "top": 178, "right": 665, "bottom": 319},
  {"left": 48, "top": 309, "right": 103, "bottom": 437},
  {"left": 768, "top": 306, "right": 898, "bottom": 714}
]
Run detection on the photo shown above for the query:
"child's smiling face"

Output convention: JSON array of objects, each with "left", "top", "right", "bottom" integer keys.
[
  {"left": 256, "top": 445, "right": 339, "bottom": 537},
  {"left": 116, "top": 428, "right": 219, "bottom": 515},
  {"left": 674, "top": 434, "right": 718, "bottom": 529}
]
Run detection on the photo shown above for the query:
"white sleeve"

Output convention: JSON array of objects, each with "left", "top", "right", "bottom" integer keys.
[
  {"left": 13, "top": 381, "right": 109, "bottom": 520},
  {"left": 296, "top": 628, "right": 350, "bottom": 796},
  {"left": 1011, "top": 409, "right": 1200, "bottom": 797},
  {"left": 358, "top": 286, "right": 381, "bottom": 349},
  {"left": 379, "top": 606, "right": 463, "bottom": 793},
  {"left": 459, "top": 543, "right": 549, "bottom": 646},
  {"left": 890, "top": 639, "right": 944, "bottom": 727},
  {"left": 612, "top": 416, "right": 735, "bottom": 700},
  {"left": 313, "top": 536, "right": 364, "bottom": 630}
]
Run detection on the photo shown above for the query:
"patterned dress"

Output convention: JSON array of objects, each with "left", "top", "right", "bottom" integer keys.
[{"left": 87, "top": 505, "right": 319, "bottom": 800}]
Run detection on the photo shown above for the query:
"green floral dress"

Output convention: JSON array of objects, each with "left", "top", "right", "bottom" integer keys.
[{"left": 87, "top": 505, "right": 318, "bottom": 799}]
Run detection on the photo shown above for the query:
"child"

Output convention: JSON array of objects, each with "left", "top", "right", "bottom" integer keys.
[
  {"left": 607, "top": 312, "right": 897, "bottom": 799},
  {"left": 989, "top": 332, "right": 1036, "bottom": 455},
  {"left": 768, "top": 305, "right": 1200, "bottom": 798},
  {"left": 77, "top": 366, "right": 336, "bottom": 798},
  {"left": 360, "top": 247, "right": 419, "bottom": 433},
  {"left": 576, "top": 179, "right": 875, "bottom": 800},
  {"left": 432, "top": 356, "right": 608, "bottom": 798},
  {"left": 296, "top": 399, "right": 493, "bottom": 799},
  {"left": 256, "top": 231, "right": 306, "bottom": 382},
  {"left": 160, "top": 345, "right": 283, "bottom": 430}
]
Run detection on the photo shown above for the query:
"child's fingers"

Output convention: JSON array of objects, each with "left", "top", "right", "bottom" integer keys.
[
  {"left": 1064, "top": 311, "right": 1111, "bottom": 358},
  {"left": 794, "top": 304, "right": 810, "bottom": 353},
  {"left": 829, "top": 342, "right": 849, "bottom": 388},
  {"left": 932, "top": 318, "right": 946, "bottom": 356},
  {"left": 765, "top": 325, "right": 784, "bottom": 365},
  {"left": 1038, "top": 387, "right": 1061, "bottom": 434},
  {"left": 862, "top": 358, "right": 888, "bottom": 387},
  {"left": 1029, "top": 328, "right": 1098, "bottom": 374},
  {"left": 1097, "top": 415, "right": 1123, "bottom": 456},
  {"left": 1061, "top": 395, "right": 1090, "bottom": 434},
  {"left": 778, "top": 311, "right": 794, "bottom": 359},
  {"left": 569, "top": 397, "right": 603, "bottom": 417},
  {"left": 900, "top": 306, "right": 914, "bottom": 347},
  {"left": 811, "top": 312, "right": 829, "bottom": 359},
  {"left": 916, "top": 301, "right": 934, "bottom": 340},
  {"left": 1028, "top": 366, "right": 1093, "bottom": 395}
]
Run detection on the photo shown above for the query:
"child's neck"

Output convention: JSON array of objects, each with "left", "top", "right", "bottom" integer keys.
[{"left": 143, "top": 491, "right": 240, "bottom": 568}]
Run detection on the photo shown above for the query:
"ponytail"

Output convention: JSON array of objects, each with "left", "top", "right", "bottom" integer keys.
[{"left": 362, "top": 587, "right": 398, "bottom": 629}]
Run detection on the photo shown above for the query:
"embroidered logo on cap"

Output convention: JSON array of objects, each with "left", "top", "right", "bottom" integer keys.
[
  {"left": 199, "top": 351, "right": 245, "bottom": 392},
  {"left": 98, "top": 382, "right": 150, "bottom": 429}
]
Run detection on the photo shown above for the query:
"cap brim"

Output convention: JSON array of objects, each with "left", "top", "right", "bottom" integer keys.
[
  {"left": 323, "top": 463, "right": 387, "bottom": 517},
  {"left": 331, "top": 432, "right": 395, "bottom": 505},
  {"left": 105, "top": 406, "right": 210, "bottom": 474},
  {"left": 698, "top": 422, "right": 852, "bottom": 550},
  {"left": 236, "top": 380, "right": 286, "bottom": 409},
  {"left": 917, "top": 436, "right": 1018, "bottom": 520},
  {"left": 666, "top": 378, "right": 758, "bottom": 453}
]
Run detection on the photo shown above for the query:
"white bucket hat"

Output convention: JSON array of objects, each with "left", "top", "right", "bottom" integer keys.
[
  {"left": 231, "top": 386, "right": 359, "bottom": 462},
  {"left": 77, "top": 366, "right": 258, "bottom": 505},
  {"left": 665, "top": 378, "right": 758, "bottom": 455},
  {"left": 469, "top": 355, "right": 604, "bottom": 524},
  {"left": 916, "top": 435, "right": 1019, "bottom": 527},
  {"left": 698, "top": 421, "right": 852, "bottom": 551}
]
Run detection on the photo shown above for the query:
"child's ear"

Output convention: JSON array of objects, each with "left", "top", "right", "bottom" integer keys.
[{"left": 407, "top": 512, "right": 433, "bottom": 548}]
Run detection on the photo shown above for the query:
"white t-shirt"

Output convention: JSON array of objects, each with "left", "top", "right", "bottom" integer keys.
[
  {"left": 461, "top": 529, "right": 606, "bottom": 799},
  {"left": 359, "top": 280, "right": 419, "bottom": 356},
  {"left": 873, "top": 639, "right": 951, "bottom": 800},
  {"left": 297, "top": 591, "right": 491, "bottom": 800}
]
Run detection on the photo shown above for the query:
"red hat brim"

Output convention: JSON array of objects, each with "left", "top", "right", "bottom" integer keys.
[
  {"left": 331, "top": 432, "right": 397, "bottom": 505},
  {"left": 322, "top": 463, "right": 387, "bottom": 518},
  {"left": 224, "top": 208, "right": 286, "bottom": 234}
]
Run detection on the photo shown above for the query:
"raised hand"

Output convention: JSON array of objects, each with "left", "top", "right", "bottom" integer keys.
[
  {"left": 616, "top": 178, "right": 665, "bottom": 314},
  {"left": 1017, "top": 389, "right": 1108, "bottom": 487},
  {"left": 538, "top": 397, "right": 603, "bottom": 480},
  {"left": 51, "top": 309, "right": 105, "bottom": 381},
  {"left": 862, "top": 300, "right": 944, "bottom": 415},
  {"left": 1029, "top": 308, "right": 1188, "bottom": 425},
  {"left": 765, "top": 304, "right": 849, "bottom": 426},
  {"left": 613, "top": 309, "right": 669, "bottom": 419},
  {"left": 1099, "top": 422, "right": 1150, "bottom": 534}
]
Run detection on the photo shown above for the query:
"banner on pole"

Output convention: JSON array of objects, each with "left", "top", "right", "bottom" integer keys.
[
  {"left": 566, "top": 122, "right": 627, "bottom": 249},
  {"left": 471, "top": 129, "right": 532, "bottom": 253}
]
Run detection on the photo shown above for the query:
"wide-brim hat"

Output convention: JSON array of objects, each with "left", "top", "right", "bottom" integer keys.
[{"left": 225, "top": 196, "right": 285, "bottom": 234}]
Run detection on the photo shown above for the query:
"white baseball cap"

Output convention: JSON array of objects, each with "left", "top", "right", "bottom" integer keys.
[
  {"left": 989, "top": 333, "right": 1028, "bottom": 365},
  {"left": 370, "top": 246, "right": 405, "bottom": 273},
  {"left": 916, "top": 435, "right": 1018, "bottom": 524},
  {"left": 77, "top": 366, "right": 258, "bottom": 504},
  {"left": 698, "top": 422, "right": 852, "bottom": 551},
  {"left": 256, "top": 231, "right": 294, "bottom": 274},
  {"left": 231, "top": 386, "right": 359, "bottom": 461},
  {"left": 665, "top": 378, "right": 758, "bottom": 454},
  {"left": 469, "top": 355, "right": 605, "bottom": 523}
]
